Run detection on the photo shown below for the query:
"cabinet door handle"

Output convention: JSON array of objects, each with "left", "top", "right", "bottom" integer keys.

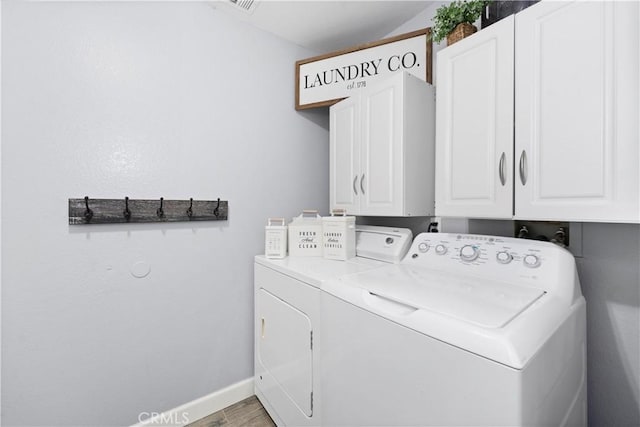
[
  {"left": 519, "top": 150, "right": 528, "bottom": 186},
  {"left": 360, "top": 174, "right": 365, "bottom": 195},
  {"left": 498, "top": 152, "right": 507, "bottom": 186},
  {"left": 353, "top": 175, "right": 358, "bottom": 195}
]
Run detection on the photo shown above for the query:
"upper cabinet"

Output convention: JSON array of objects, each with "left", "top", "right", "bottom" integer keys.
[
  {"left": 436, "top": 1, "right": 639, "bottom": 223},
  {"left": 515, "top": 1, "right": 639, "bottom": 222},
  {"left": 330, "top": 72, "right": 436, "bottom": 216},
  {"left": 435, "top": 15, "right": 515, "bottom": 219}
]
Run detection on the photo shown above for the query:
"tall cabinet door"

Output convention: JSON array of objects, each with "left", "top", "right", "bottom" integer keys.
[
  {"left": 330, "top": 96, "right": 360, "bottom": 214},
  {"left": 360, "top": 74, "right": 404, "bottom": 216},
  {"left": 515, "top": 1, "right": 639, "bottom": 222},
  {"left": 435, "top": 15, "right": 515, "bottom": 219}
]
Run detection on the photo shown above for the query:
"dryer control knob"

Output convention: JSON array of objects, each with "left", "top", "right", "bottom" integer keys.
[
  {"left": 435, "top": 244, "right": 448, "bottom": 255},
  {"left": 418, "top": 242, "right": 429, "bottom": 253},
  {"left": 523, "top": 254, "right": 541, "bottom": 268},
  {"left": 460, "top": 245, "right": 479, "bottom": 262},
  {"left": 496, "top": 251, "right": 513, "bottom": 264}
]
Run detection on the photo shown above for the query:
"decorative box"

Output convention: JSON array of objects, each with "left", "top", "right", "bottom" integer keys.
[
  {"left": 264, "top": 218, "right": 287, "bottom": 259},
  {"left": 322, "top": 209, "right": 356, "bottom": 260},
  {"left": 288, "top": 210, "right": 323, "bottom": 257}
]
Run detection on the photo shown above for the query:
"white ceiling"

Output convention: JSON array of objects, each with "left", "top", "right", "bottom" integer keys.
[{"left": 209, "top": 0, "right": 434, "bottom": 53}]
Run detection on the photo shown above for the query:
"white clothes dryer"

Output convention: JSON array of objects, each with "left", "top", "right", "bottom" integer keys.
[
  {"left": 321, "top": 233, "right": 587, "bottom": 427},
  {"left": 254, "top": 226, "right": 413, "bottom": 426}
]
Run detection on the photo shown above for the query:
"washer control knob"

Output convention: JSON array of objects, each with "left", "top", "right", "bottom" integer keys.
[
  {"left": 460, "top": 245, "right": 479, "bottom": 262},
  {"left": 385, "top": 237, "right": 394, "bottom": 245},
  {"left": 496, "top": 251, "right": 513, "bottom": 264},
  {"left": 418, "top": 242, "right": 429, "bottom": 253},
  {"left": 523, "top": 254, "right": 541, "bottom": 268},
  {"left": 435, "top": 244, "right": 448, "bottom": 255}
]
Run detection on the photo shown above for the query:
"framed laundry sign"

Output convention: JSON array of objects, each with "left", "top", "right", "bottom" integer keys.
[{"left": 295, "top": 28, "right": 432, "bottom": 110}]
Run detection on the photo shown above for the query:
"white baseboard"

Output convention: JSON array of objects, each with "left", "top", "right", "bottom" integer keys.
[{"left": 132, "top": 377, "right": 254, "bottom": 427}]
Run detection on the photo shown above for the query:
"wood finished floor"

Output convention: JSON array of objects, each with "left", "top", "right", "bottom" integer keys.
[{"left": 186, "top": 395, "right": 276, "bottom": 427}]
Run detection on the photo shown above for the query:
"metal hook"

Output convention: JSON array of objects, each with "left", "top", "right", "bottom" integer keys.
[
  {"left": 187, "top": 198, "right": 193, "bottom": 218},
  {"left": 84, "top": 196, "right": 93, "bottom": 222},
  {"left": 157, "top": 197, "right": 164, "bottom": 218},
  {"left": 123, "top": 197, "right": 131, "bottom": 221},
  {"left": 214, "top": 198, "right": 221, "bottom": 218}
]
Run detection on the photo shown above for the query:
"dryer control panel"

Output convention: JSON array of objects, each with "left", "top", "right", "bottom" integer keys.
[
  {"left": 404, "top": 233, "right": 580, "bottom": 301},
  {"left": 356, "top": 225, "right": 413, "bottom": 263}
]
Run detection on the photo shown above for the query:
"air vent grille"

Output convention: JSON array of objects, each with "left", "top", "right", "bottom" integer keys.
[{"left": 229, "top": 0, "right": 258, "bottom": 13}]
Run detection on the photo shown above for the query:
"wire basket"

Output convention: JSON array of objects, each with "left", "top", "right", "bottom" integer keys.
[{"left": 447, "top": 22, "right": 478, "bottom": 46}]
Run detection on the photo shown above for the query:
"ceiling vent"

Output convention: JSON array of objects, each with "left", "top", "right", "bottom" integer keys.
[{"left": 229, "top": 0, "right": 258, "bottom": 14}]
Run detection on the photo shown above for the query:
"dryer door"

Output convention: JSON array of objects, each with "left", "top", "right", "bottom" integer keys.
[{"left": 258, "top": 288, "right": 313, "bottom": 416}]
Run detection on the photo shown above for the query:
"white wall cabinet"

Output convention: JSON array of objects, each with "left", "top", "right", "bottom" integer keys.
[
  {"left": 435, "top": 15, "right": 515, "bottom": 219},
  {"left": 515, "top": 1, "right": 639, "bottom": 222},
  {"left": 436, "top": 1, "right": 639, "bottom": 223},
  {"left": 330, "top": 72, "right": 435, "bottom": 216}
]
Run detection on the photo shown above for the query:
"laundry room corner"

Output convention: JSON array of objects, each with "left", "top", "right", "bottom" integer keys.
[{"left": 1, "top": 1, "right": 639, "bottom": 426}]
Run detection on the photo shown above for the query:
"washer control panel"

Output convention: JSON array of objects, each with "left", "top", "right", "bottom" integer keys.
[
  {"left": 403, "top": 232, "right": 577, "bottom": 285},
  {"left": 404, "top": 232, "right": 580, "bottom": 301}
]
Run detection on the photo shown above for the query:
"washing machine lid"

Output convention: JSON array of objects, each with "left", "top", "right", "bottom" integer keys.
[{"left": 340, "top": 265, "right": 545, "bottom": 328}]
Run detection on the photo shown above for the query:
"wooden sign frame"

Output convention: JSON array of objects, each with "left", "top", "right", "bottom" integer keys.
[{"left": 295, "top": 28, "right": 432, "bottom": 110}]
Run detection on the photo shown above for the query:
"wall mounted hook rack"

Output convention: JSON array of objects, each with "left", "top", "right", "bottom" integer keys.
[{"left": 69, "top": 197, "right": 228, "bottom": 225}]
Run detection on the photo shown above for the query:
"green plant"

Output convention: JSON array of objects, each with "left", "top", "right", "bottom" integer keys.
[{"left": 431, "top": 0, "right": 491, "bottom": 43}]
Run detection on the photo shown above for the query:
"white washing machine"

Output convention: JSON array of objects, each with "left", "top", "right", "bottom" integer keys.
[
  {"left": 321, "top": 232, "right": 587, "bottom": 427},
  {"left": 254, "top": 225, "right": 413, "bottom": 426}
]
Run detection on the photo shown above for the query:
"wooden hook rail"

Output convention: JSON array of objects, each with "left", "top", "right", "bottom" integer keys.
[{"left": 69, "top": 197, "right": 228, "bottom": 225}]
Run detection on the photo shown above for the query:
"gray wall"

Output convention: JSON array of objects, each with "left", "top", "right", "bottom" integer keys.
[
  {"left": 574, "top": 223, "right": 640, "bottom": 427},
  {"left": 1, "top": 2, "right": 328, "bottom": 425}
]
